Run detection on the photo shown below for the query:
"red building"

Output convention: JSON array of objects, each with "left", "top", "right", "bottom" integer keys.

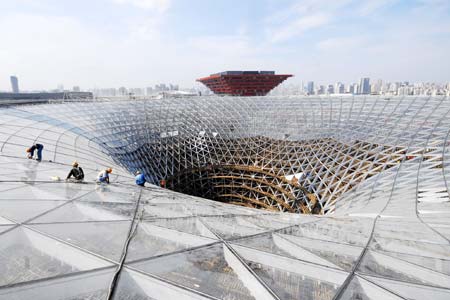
[{"left": 197, "top": 71, "right": 293, "bottom": 96}]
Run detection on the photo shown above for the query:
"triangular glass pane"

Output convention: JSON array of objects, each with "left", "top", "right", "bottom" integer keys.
[
  {"left": 78, "top": 189, "right": 139, "bottom": 203},
  {"left": 141, "top": 203, "right": 193, "bottom": 219},
  {"left": 113, "top": 269, "right": 213, "bottom": 300},
  {"left": 31, "top": 202, "right": 130, "bottom": 223},
  {"left": 377, "top": 250, "right": 450, "bottom": 276},
  {"left": 125, "top": 222, "right": 215, "bottom": 262},
  {"left": 112, "top": 270, "right": 156, "bottom": 300},
  {"left": 31, "top": 183, "right": 89, "bottom": 200},
  {"left": 364, "top": 274, "right": 450, "bottom": 300},
  {"left": 130, "top": 243, "right": 256, "bottom": 300},
  {"left": 278, "top": 234, "right": 363, "bottom": 271},
  {"left": 0, "top": 200, "right": 66, "bottom": 223},
  {"left": 201, "top": 216, "right": 265, "bottom": 239},
  {"left": 0, "top": 267, "right": 115, "bottom": 300},
  {"left": 30, "top": 221, "right": 131, "bottom": 262},
  {"left": 340, "top": 276, "right": 403, "bottom": 300},
  {"left": 148, "top": 217, "right": 217, "bottom": 239},
  {"left": 357, "top": 251, "right": 450, "bottom": 288},
  {"left": 280, "top": 218, "right": 372, "bottom": 247},
  {"left": 0, "top": 216, "right": 14, "bottom": 225},
  {"left": 0, "top": 227, "right": 111, "bottom": 287},
  {"left": 73, "top": 201, "right": 137, "bottom": 218},
  {"left": 233, "top": 243, "right": 347, "bottom": 300}
]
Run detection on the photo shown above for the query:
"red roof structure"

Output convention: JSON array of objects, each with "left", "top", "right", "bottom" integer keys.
[{"left": 197, "top": 71, "right": 293, "bottom": 96}]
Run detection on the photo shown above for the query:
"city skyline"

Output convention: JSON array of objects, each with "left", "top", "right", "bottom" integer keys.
[{"left": 1, "top": 0, "right": 450, "bottom": 91}]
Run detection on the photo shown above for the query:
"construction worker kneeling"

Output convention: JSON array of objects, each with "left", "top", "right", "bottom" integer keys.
[
  {"left": 97, "top": 167, "right": 112, "bottom": 184},
  {"left": 66, "top": 161, "right": 84, "bottom": 182}
]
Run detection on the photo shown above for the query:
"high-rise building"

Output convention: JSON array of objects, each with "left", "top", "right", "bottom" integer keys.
[
  {"left": 72, "top": 86, "right": 81, "bottom": 92},
  {"left": 155, "top": 84, "right": 168, "bottom": 91},
  {"left": 10, "top": 76, "right": 19, "bottom": 93},
  {"left": 118, "top": 87, "right": 128, "bottom": 96},
  {"left": 359, "top": 77, "right": 370, "bottom": 94},
  {"left": 317, "top": 85, "right": 325, "bottom": 95},
  {"left": 306, "top": 81, "right": 314, "bottom": 95},
  {"left": 353, "top": 83, "right": 359, "bottom": 95},
  {"left": 326, "top": 84, "right": 334, "bottom": 94},
  {"left": 334, "top": 82, "right": 345, "bottom": 94},
  {"left": 129, "top": 88, "right": 143, "bottom": 96}
]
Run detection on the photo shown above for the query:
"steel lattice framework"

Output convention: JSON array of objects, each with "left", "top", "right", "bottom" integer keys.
[
  {"left": 7, "top": 96, "right": 441, "bottom": 214},
  {"left": 0, "top": 96, "right": 450, "bottom": 300}
]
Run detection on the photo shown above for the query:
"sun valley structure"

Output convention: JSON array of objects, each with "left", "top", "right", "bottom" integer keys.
[{"left": 0, "top": 96, "right": 449, "bottom": 299}]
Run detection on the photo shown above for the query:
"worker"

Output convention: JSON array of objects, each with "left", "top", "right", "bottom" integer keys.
[
  {"left": 97, "top": 167, "right": 112, "bottom": 184},
  {"left": 66, "top": 161, "right": 84, "bottom": 181},
  {"left": 26, "top": 143, "right": 44, "bottom": 162},
  {"left": 135, "top": 171, "right": 146, "bottom": 187},
  {"left": 159, "top": 179, "right": 166, "bottom": 188}
]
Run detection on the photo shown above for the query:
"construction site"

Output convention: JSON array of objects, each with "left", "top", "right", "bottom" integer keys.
[{"left": 0, "top": 96, "right": 449, "bottom": 300}]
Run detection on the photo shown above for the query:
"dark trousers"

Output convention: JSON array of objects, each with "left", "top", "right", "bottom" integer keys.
[{"left": 30, "top": 145, "right": 44, "bottom": 161}]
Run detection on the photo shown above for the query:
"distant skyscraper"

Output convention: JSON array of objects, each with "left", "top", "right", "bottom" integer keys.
[
  {"left": 318, "top": 85, "right": 325, "bottom": 95},
  {"left": 306, "top": 81, "right": 314, "bottom": 95},
  {"left": 335, "top": 82, "right": 345, "bottom": 94},
  {"left": 118, "top": 87, "right": 128, "bottom": 96},
  {"left": 73, "top": 86, "right": 81, "bottom": 92},
  {"left": 327, "top": 84, "right": 334, "bottom": 94},
  {"left": 10, "top": 76, "right": 19, "bottom": 93},
  {"left": 359, "top": 78, "right": 370, "bottom": 94}
]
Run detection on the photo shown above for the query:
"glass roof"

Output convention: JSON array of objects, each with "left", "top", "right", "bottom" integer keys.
[{"left": 0, "top": 96, "right": 449, "bottom": 299}]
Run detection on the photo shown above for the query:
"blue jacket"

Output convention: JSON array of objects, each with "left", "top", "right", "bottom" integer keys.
[{"left": 135, "top": 173, "right": 146, "bottom": 185}]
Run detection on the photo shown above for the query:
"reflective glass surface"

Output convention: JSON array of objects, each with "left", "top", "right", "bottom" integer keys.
[{"left": 1, "top": 96, "right": 450, "bottom": 299}]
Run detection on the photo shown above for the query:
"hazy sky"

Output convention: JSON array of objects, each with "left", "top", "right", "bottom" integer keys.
[{"left": 1, "top": 0, "right": 449, "bottom": 91}]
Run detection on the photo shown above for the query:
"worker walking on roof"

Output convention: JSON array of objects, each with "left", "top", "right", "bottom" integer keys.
[
  {"left": 135, "top": 171, "right": 146, "bottom": 187},
  {"left": 66, "top": 161, "right": 84, "bottom": 181},
  {"left": 26, "top": 143, "right": 44, "bottom": 161},
  {"left": 97, "top": 167, "right": 112, "bottom": 184}
]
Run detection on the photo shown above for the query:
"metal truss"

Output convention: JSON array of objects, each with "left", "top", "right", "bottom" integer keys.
[{"left": 0, "top": 96, "right": 450, "bottom": 300}]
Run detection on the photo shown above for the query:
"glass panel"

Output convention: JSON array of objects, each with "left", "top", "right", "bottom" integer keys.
[
  {"left": 130, "top": 243, "right": 256, "bottom": 300},
  {"left": 125, "top": 222, "right": 215, "bottom": 262},
  {"left": 30, "top": 221, "right": 132, "bottom": 262},
  {"left": 233, "top": 244, "right": 346, "bottom": 300},
  {"left": 0, "top": 200, "right": 67, "bottom": 223},
  {"left": 340, "top": 276, "right": 403, "bottom": 300},
  {"left": 30, "top": 202, "right": 131, "bottom": 223},
  {"left": 200, "top": 216, "right": 264, "bottom": 239},
  {"left": 364, "top": 274, "right": 450, "bottom": 300},
  {"left": 0, "top": 268, "right": 115, "bottom": 300},
  {"left": 0, "top": 227, "right": 111, "bottom": 287},
  {"left": 357, "top": 251, "right": 450, "bottom": 288},
  {"left": 147, "top": 217, "right": 217, "bottom": 239}
]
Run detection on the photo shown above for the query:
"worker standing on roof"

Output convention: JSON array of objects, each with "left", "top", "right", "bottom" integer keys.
[
  {"left": 66, "top": 161, "right": 84, "bottom": 181},
  {"left": 135, "top": 171, "right": 146, "bottom": 187},
  {"left": 26, "top": 143, "right": 44, "bottom": 162},
  {"left": 97, "top": 167, "right": 112, "bottom": 184}
]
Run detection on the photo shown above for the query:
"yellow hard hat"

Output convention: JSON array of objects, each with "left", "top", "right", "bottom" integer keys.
[
  {"left": 107, "top": 167, "right": 113, "bottom": 173},
  {"left": 72, "top": 161, "right": 79, "bottom": 167}
]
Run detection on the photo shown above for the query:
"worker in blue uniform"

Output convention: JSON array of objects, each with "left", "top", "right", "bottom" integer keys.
[{"left": 135, "top": 171, "right": 146, "bottom": 187}]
